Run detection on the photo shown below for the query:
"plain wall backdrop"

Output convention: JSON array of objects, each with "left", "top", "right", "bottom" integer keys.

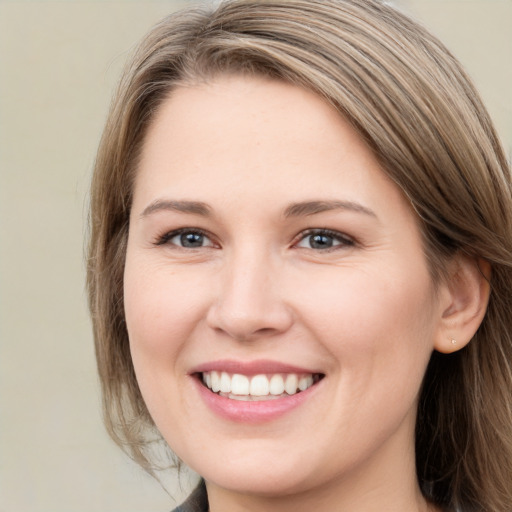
[{"left": 0, "top": 1, "right": 510, "bottom": 511}]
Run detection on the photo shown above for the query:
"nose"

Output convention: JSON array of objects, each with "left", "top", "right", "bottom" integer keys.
[{"left": 206, "top": 249, "right": 293, "bottom": 341}]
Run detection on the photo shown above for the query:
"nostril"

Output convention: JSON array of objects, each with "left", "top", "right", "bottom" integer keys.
[{"left": 206, "top": 301, "right": 294, "bottom": 342}]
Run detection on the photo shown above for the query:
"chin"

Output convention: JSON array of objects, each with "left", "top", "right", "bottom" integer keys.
[
  {"left": 203, "top": 465, "right": 312, "bottom": 497},
  {"left": 183, "top": 445, "right": 319, "bottom": 497}
]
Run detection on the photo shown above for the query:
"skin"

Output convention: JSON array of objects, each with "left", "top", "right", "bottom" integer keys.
[{"left": 124, "top": 75, "right": 450, "bottom": 512}]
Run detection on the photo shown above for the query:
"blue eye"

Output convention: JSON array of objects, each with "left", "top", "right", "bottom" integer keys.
[
  {"left": 158, "top": 229, "right": 214, "bottom": 248},
  {"left": 296, "top": 230, "right": 353, "bottom": 250}
]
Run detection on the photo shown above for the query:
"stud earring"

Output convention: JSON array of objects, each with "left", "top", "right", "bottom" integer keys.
[{"left": 450, "top": 338, "right": 457, "bottom": 345}]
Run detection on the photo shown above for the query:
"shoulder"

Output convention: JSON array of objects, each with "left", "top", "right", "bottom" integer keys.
[{"left": 171, "top": 480, "right": 208, "bottom": 512}]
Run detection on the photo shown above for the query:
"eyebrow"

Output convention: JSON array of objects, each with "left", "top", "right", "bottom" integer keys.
[
  {"left": 140, "top": 199, "right": 212, "bottom": 218},
  {"left": 140, "top": 198, "right": 376, "bottom": 219},
  {"left": 284, "top": 200, "right": 377, "bottom": 218}
]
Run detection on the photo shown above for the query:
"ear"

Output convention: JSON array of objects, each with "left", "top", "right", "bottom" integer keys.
[{"left": 434, "top": 255, "right": 491, "bottom": 354}]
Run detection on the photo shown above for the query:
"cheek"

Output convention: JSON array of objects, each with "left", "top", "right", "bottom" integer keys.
[
  {"left": 123, "top": 259, "right": 209, "bottom": 431},
  {"left": 123, "top": 261, "right": 212, "bottom": 434},
  {"left": 298, "top": 267, "right": 437, "bottom": 442},
  {"left": 124, "top": 259, "right": 209, "bottom": 357},
  {"left": 291, "top": 263, "right": 437, "bottom": 376}
]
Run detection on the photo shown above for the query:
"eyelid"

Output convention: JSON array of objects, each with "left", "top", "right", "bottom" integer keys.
[
  {"left": 154, "top": 227, "right": 218, "bottom": 248},
  {"left": 153, "top": 227, "right": 354, "bottom": 251},
  {"left": 293, "top": 228, "right": 355, "bottom": 250}
]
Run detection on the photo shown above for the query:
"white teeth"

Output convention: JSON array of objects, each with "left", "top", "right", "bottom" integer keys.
[
  {"left": 201, "top": 371, "right": 319, "bottom": 399},
  {"left": 285, "top": 374, "right": 299, "bottom": 395},
  {"left": 211, "top": 371, "right": 221, "bottom": 392},
  {"left": 298, "top": 375, "right": 313, "bottom": 391},
  {"left": 220, "top": 372, "right": 231, "bottom": 393},
  {"left": 250, "top": 374, "right": 270, "bottom": 396},
  {"left": 231, "top": 374, "right": 250, "bottom": 395},
  {"left": 269, "top": 374, "right": 285, "bottom": 395}
]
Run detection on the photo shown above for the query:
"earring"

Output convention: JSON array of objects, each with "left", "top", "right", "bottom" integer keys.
[{"left": 450, "top": 338, "right": 457, "bottom": 345}]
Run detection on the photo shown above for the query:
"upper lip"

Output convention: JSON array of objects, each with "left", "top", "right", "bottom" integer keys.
[{"left": 190, "top": 359, "right": 323, "bottom": 376}]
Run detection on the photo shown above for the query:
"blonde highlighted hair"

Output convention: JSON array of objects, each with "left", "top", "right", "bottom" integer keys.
[{"left": 87, "top": 1, "right": 512, "bottom": 510}]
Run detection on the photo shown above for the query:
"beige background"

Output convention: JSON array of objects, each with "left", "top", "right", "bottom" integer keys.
[{"left": 0, "top": 1, "right": 510, "bottom": 511}]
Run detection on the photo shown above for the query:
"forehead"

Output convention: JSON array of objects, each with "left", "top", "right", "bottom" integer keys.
[
  {"left": 133, "top": 74, "right": 409, "bottom": 222},
  {"left": 140, "top": 75, "right": 356, "bottom": 167}
]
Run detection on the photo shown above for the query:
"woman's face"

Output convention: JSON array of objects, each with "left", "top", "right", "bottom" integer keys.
[{"left": 125, "top": 75, "right": 446, "bottom": 498}]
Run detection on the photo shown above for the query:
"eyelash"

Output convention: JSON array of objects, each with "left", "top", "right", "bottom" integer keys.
[
  {"left": 294, "top": 229, "right": 355, "bottom": 251},
  {"left": 154, "top": 228, "right": 355, "bottom": 251},
  {"left": 154, "top": 228, "right": 215, "bottom": 248}
]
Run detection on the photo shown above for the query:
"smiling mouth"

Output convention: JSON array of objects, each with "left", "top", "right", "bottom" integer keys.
[{"left": 200, "top": 371, "right": 324, "bottom": 401}]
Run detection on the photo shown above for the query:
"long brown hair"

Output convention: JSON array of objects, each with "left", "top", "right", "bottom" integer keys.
[{"left": 87, "top": 1, "right": 512, "bottom": 510}]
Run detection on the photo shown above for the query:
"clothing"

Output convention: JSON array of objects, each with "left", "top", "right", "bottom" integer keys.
[{"left": 171, "top": 480, "right": 208, "bottom": 512}]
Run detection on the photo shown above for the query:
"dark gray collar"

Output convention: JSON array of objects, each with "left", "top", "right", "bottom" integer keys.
[{"left": 171, "top": 480, "right": 208, "bottom": 512}]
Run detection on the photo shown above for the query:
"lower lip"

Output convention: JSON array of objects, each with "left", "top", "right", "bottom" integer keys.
[{"left": 193, "top": 376, "right": 322, "bottom": 423}]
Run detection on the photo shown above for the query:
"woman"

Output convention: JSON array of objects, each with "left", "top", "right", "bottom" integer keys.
[{"left": 87, "top": 1, "right": 512, "bottom": 511}]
